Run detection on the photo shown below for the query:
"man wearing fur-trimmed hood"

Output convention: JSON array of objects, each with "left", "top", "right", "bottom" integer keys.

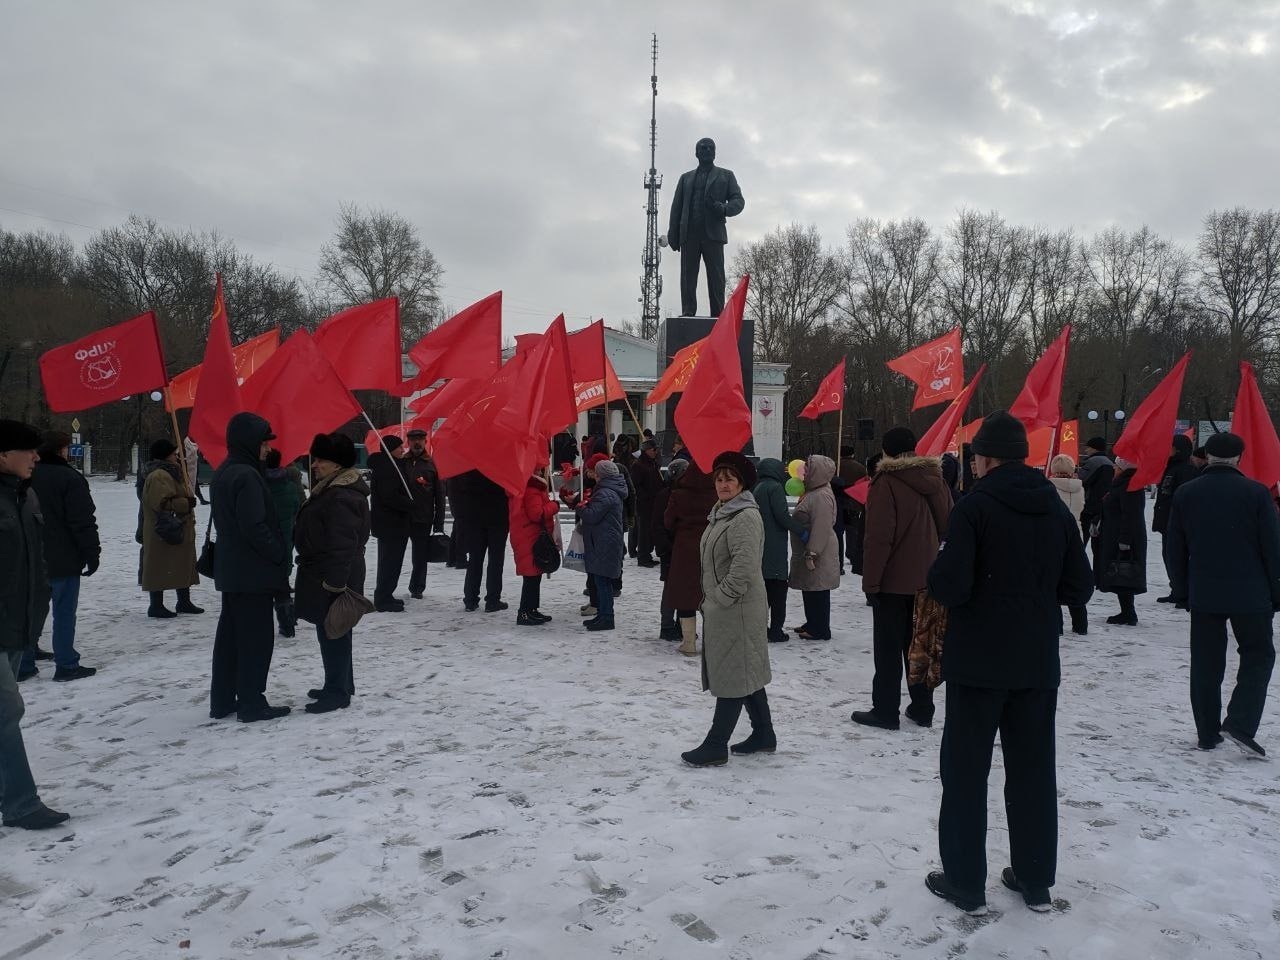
[{"left": 852, "top": 427, "right": 953, "bottom": 731}]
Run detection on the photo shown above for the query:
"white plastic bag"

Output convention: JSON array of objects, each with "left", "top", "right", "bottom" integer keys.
[{"left": 563, "top": 525, "right": 587, "bottom": 573}]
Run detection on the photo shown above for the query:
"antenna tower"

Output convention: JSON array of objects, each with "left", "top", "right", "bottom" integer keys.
[{"left": 639, "top": 34, "right": 663, "bottom": 340}]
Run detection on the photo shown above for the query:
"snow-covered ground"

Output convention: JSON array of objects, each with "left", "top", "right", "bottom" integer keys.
[{"left": 2, "top": 477, "right": 1278, "bottom": 960}]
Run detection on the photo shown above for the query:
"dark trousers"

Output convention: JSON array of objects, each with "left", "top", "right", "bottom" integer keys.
[
  {"left": 464, "top": 524, "right": 508, "bottom": 605},
  {"left": 375, "top": 531, "right": 408, "bottom": 604},
  {"left": 211, "top": 592, "right": 276, "bottom": 715},
  {"left": 449, "top": 524, "right": 468, "bottom": 568},
  {"left": 679, "top": 232, "right": 726, "bottom": 317},
  {"left": 765, "top": 579, "right": 789, "bottom": 637},
  {"left": 408, "top": 523, "right": 436, "bottom": 595},
  {"left": 315, "top": 625, "right": 354, "bottom": 698},
  {"left": 520, "top": 575, "right": 542, "bottom": 612},
  {"left": 1190, "top": 611, "right": 1275, "bottom": 741},
  {"left": 872, "top": 592, "right": 934, "bottom": 720},
  {"left": 939, "top": 683, "right": 1058, "bottom": 894},
  {"left": 0, "top": 651, "right": 39, "bottom": 821},
  {"left": 701, "top": 688, "right": 774, "bottom": 748},
  {"left": 634, "top": 504, "right": 655, "bottom": 561},
  {"left": 801, "top": 590, "right": 831, "bottom": 639},
  {"left": 592, "top": 573, "right": 616, "bottom": 621}
]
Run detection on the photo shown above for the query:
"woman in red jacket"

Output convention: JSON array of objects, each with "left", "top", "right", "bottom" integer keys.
[{"left": 509, "top": 472, "right": 559, "bottom": 626}]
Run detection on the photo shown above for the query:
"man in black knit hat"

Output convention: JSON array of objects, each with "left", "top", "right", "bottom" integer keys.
[{"left": 924, "top": 411, "right": 1093, "bottom": 915}]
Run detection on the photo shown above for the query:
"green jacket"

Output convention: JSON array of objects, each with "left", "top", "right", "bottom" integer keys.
[
  {"left": 753, "top": 458, "right": 804, "bottom": 581},
  {"left": 0, "top": 473, "right": 51, "bottom": 651},
  {"left": 266, "top": 465, "right": 306, "bottom": 576},
  {"left": 699, "top": 492, "right": 771, "bottom": 698}
]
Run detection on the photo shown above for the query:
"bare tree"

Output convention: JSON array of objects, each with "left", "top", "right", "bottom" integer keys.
[
  {"left": 735, "top": 223, "right": 845, "bottom": 364},
  {"left": 318, "top": 203, "right": 444, "bottom": 345},
  {"left": 1024, "top": 228, "right": 1087, "bottom": 354},
  {"left": 1197, "top": 208, "right": 1280, "bottom": 371}
]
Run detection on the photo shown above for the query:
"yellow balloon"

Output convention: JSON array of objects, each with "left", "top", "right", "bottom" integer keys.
[{"left": 787, "top": 458, "right": 805, "bottom": 479}]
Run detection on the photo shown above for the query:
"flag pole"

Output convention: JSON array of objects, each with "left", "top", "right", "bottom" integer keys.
[
  {"left": 835, "top": 403, "right": 844, "bottom": 469},
  {"left": 162, "top": 385, "right": 192, "bottom": 494},
  {"left": 358, "top": 408, "right": 414, "bottom": 499}
]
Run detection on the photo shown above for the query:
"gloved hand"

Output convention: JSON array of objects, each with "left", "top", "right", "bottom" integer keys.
[
  {"left": 82, "top": 556, "right": 100, "bottom": 577},
  {"left": 804, "top": 551, "right": 817, "bottom": 572},
  {"left": 865, "top": 591, "right": 878, "bottom": 608}
]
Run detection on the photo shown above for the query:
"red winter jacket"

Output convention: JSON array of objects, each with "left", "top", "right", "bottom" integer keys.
[{"left": 509, "top": 476, "right": 559, "bottom": 576}]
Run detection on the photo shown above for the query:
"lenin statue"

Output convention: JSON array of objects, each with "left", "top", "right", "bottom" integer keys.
[{"left": 667, "top": 138, "right": 745, "bottom": 317}]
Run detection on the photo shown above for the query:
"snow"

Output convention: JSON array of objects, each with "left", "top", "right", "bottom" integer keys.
[{"left": 2, "top": 477, "right": 1278, "bottom": 959}]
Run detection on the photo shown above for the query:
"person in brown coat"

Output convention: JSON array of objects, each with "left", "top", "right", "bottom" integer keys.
[
  {"left": 139, "top": 439, "right": 202, "bottom": 619},
  {"left": 853, "top": 427, "right": 951, "bottom": 730},
  {"left": 663, "top": 459, "right": 718, "bottom": 656},
  {"left": 788, "top": 454, "right": 841, "bottom": 639}
]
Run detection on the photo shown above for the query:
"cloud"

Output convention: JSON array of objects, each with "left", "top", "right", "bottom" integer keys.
[{"left": 1, "top": 0, "right": 1276, "bottom": 335}]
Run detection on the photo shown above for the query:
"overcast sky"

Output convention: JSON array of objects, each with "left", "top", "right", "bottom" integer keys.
[{"left": 2, "top": 1, "right": 1277, "bottom": 335}]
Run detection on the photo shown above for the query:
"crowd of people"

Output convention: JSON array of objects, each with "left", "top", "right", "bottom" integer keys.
[{"left": 1, "top": 409, "right": 1276, "bottom": 918}]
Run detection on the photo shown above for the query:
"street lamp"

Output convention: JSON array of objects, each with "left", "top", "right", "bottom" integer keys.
[{"left": 1086, "top": 409, "right": 1126, "bottom": 446}]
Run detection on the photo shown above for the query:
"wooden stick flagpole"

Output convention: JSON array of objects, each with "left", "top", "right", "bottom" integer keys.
[
  {"left": 358, "top": 408, "right": 414, "bottom": 499},
  {"left": 162, "top": 386, "right": 192, "bottom": 494}
]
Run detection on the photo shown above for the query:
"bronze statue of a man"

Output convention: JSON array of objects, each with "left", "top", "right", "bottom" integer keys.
[{"left": 667, "top": 138, "right": 745, "bottom": 317}]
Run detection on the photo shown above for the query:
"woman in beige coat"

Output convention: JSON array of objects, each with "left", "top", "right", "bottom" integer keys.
[
  {"left": 139, "top": 439, "right": 201, "bottom": 618},
  {"left": 1050, "top": 454, "right": 1088, "bottom": 635},
  {"left": 681, "top": 452, "right": 775, "bottom": 767},
  {"left": 788, "top": 454, "right": 840, "bottom": 639}
]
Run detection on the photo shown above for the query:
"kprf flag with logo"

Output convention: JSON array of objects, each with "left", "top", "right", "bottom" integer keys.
[
  {"left": 40, "top": 311, "right": 168, "bottom": 413},
  {"left": 886, "top": 328, "right": 964, "bottom": 409},
  {"left": 799, "top": 358, "right": 846, "bottom": 419},
  {"left": 644, "top": 335, "right": 707, "bottom": 406}
]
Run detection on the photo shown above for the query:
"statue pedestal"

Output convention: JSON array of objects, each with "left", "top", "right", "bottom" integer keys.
[{"left": 656, "top": 314, "right": 755, "bottom": 456}]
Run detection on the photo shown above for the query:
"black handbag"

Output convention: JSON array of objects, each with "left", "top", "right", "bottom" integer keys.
[
  {"left": 533, "top": 529, "right": 561, "bottom": 574},
  {"left": 155, "top": 509, "right": 185, "bottom": 546},
  {"left": 423, "top": 533, "right": 451, "bottom": 565},
  {"left": 196, "top": 513, "right": 216, "bottom": 578}
]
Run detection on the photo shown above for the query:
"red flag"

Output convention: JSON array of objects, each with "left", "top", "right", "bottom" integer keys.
[
  {"left": 165, "top": 328, "right": 280, "bottom": 411},
  {"left": 362, "top": 420, "right": 432, "bottom": 456},
  {"left": 189, "top": 275, "right": 243, "bottom": 468},
  {"left": 402, "top": 291, "right": 501, "bottom": 394},
  {"left": 1009, "top": 325, "right": 1072, "bottom": 432},
  {"left": 432, "top": 355, "right": 534, "bottom": 495},
  {"left": 1058, "top": 419, "right": 1079, "bottom": 463},
  {"left": 496, "top": 314, "right": 577, "bottom": 438},
  {"left": 566, "top": 319, "right": 607, "bottom": 382},
  {"left": 799, "top": 358, "right": 846, "bottom": 419},
  {"left": 313, "top": 298, "right": 402, "bottom": 392},
  {"left": 39, "top": 311, "right": 168, "bottom": 413},
  {"left": 575, "top": 357, "right": 627, "bottom": 413},
  {"left": 1112, "top": 352, "right": 1192, "bottom": 491},
  {"left": 240, "top": 331, "right": 362, "bottom": 465},
  {"left": 917, "top": 365, "right": 987, "bottom": 457},
  {"left": 645, "top": 336, "right": 707, "bottom": 406},
  {"left": 886, "top": 328, "right": 963, "bottom": 409},
  {"left": 409, "top": 377, "right": 477, "bottom": 421},
  {"left": 1233, "top": 361, "right": 1280, "bottom": 491},
  {"left": 675, "top": 276, "right": 752, "bottom": 471}
]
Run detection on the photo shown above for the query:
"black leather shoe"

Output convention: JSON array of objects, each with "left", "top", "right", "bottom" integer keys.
[
  {"left": 905, "top": 705, "right": 934, "bottom": 728},
  {"left": 147, "top": 606, "right": 177, "bottom": 619},
  {"left": 529, "top": 610, "right": 552, "bottom": 623},
  {"left": 1001, "top": 867, "right": 1051, "bottom": 912},
  {"left": 516, "top": 610, "right": 546, "bottom": 626},
  {"left": 484, "top": 600, "right": 509, "bottom": 612},
  {"left": 3, "top": 804, "right": 70, "bottom": 830},
  {"left": 925, "top": 871, "right": 987, "bottom": 915},
  {"left": 584, "top": 617, "right": 615, "bottom": 632},
  {"left": 1222, "top": 724, "right": 1266, "bottom": 757},
  {"left": 53, "top": 665, "right": 97, "bottom": 682},
  {"left": 238, "top": 704, "right": 291, "bottom": 723},
  {"left": 209, "top": 704, "right": 237, "bottom": 720},
  {"left": 176, "top": 600, "right": 205, "bottom": 615},
  {"left": 34, "top": 647, "right": 54, "bottom": 661},
  {"left": 304, "top": 696, "right": 350, "bottom": 714},
  {"left": 851, "top": 710, "right": 900, "bottom": 730}
]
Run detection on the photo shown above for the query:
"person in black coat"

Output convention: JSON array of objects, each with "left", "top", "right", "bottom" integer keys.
[
  {"left": 402, "top": 429, "right": 447, "bottom": 599},
  {"left": 1167, "top": 432, "right": 1280, "bottom": 755},
  {"left": 925, "top": 412, "right": 1093, "bottom": 916},
  {"left": 1093, "top": 461, "right": 1147, "bottom": 626},
  {"left": 367, "top": 436, "right": 414, "bottom": 612},
  {"left": 455, "top": 469, "right": 510, "bottom": 612},
  {"left": 20, "top": 432, "right": 100, "bottom": 681},
  {"left": 1077, "top": 437, "right": 1114, "bottom": 563},
  {"left": 294, "top": 432, "right": 371, "bottom": 714},
  {"left": 209, "top": 412, "right": 289, "bottom": 723},
  {"left": 652, "top": 458, "right": 688, "bottom": 640},
  {"left": 1152, "top": 434, "right": 1200, "bottom": 602},
  {"left": 630, "top": 440, "right": 663, "bottom": 566}
]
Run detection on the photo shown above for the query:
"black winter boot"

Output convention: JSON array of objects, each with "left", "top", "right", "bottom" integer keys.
[
  {"left": 731, "top": 689, "right": 777, "bottom": 754},
  {"left": 682, "top": 697, "right": 744, "bottom": 767},
  {"left": 147, "top": 591, "right": 176, "bottom": 619},
  {"left": 275, "top": 601, "right": 297, "bottom": 638},
  {"left": 175, "top": 588, "right": 204, "bottom": 615}
]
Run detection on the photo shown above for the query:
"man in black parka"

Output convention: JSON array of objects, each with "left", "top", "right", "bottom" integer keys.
[
  {"left": 925, "top": 412, "right": 1093, "bottom": 916},
  {"left": 1152, "top": 434, "right": 1200, "bottom": 602},
  {"left": 210, "top": 412, "right": 289, "bottom": 723},
  {"left": 1167, "top": 432, "right": 1280, "bottom": 756},
  {"left": 368, "top": 435, "right": 414, "bottom": 612}
]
